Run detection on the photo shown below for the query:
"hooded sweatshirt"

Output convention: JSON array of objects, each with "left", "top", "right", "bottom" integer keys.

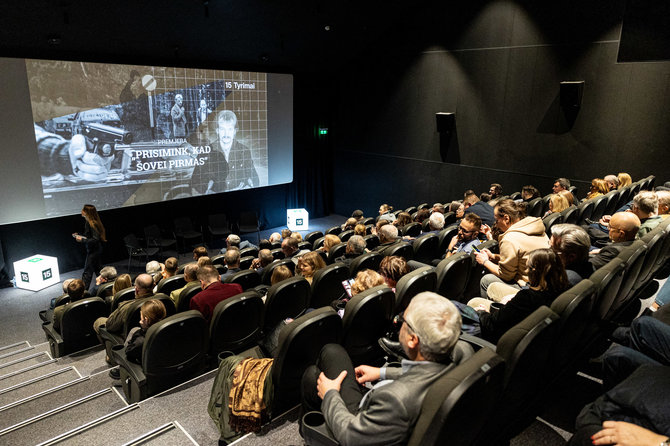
[{"left": 497, "top": 217, "right": 550, "bottom": 285}]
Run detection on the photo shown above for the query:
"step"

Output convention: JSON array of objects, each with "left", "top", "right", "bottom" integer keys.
[
  {"left": 126, "top": 422, "right": 198, "bottom": 446},
  {"left": 0, "top": 344, "right": 35, "bottom": 365},
  {"left": 0, "top": 371, "right": 112, "bottom": 430},
  {"left": 0, "top": 388, "right": 127, "bottom": 446},
  {"left": 0, "top": 341, "right": 31, "bottom": 355},
  {"left": 0, "top": 367, "right": 80, "bottom": 407},
  {"left": 0, "top": 359, "right": 60, "bottom": 390},
  {"left": 0, "top": 351, "right": 51, "bottom": 375}
]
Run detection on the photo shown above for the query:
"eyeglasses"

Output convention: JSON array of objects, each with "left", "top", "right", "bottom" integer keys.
[
  {"left": 458, "top": 225, "right": 476, "bottom": 235},
  {"left": 394, "top": 311, "right": 417, "bottom": 336}
]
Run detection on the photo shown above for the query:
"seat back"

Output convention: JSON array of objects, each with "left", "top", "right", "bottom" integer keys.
[
  {"left": 363, "top": 234, "right": 380, "bottom": 250},
  {"left": 614, "top": 241, "right": 648, "bottom": 307},
  {"left": 589, "top": 258, "right": 626, "bottom": 320},
  {"left": 239, "top": 246, "right": 259, "bottom": 258},
  {"left": 408, "top": 348, "right": 506, "bottom": 446},
  {"left": 223, "top": 269, "right": 261, "bottom": 290},
  {"left": 341, "top": 285, "right": 395, "bottom": 366},
  {"left": 310, "top": 263, "right": 350, "bottom": 308},
  {"left": 384, "top": 241, "right": 414, "bottom": 260},
  {"left": 261, "top": 258, "right": 296, "bottom": 285},
  {"left": 604, "top": 190, "right": 620, "bottom": 216},
  {"left": 328, "top": 243, "right": 347, "bottom": 263},
  {"left": 305, "top": 231, "right": 324, "bottom": 245},
  {"left": 272, "top": 307, "right": 342, "bottom": 414},
  {"left": 402, "top": 222, "right": 422, "bottom": 237},
  {"left": 413, "top": 233, "right": 440, "bottom": 264},
  {"left": 394, "top": 266, "right": 437, "bottom": 312},
  {"left": 349, "top": 252, "right": 384, "bottom": 277},
  {"left": 156, "top": 274, "right": 187, "bottom": 295},
  {"left": 325, "top": 226, "right": 342, "bottom": 236},
  {"left": 264, "top": 277, "right": 311, "bottom": 332},
  {"left": 177, "top": 282, "right": 203, "bottom": 312},
  {"left": 405, "top": 206, "right": 418, "bottom": 214},
  {"left": 338, "top": 230, "right": 354, "bottom": 242},
  {"left": 209, "top": 291, "right": 264, "bottom": 358},
  {"left": 438, "top": 225, "right": 459, "bottom": 255},
  {"left": 637, "top": 229, "right": 666, "bottom": 286},
  {"left": 270, "top": 248, "right": 285, "bottom": 260},
  {"left": 526, "top": 197, "right": 544, "bottom": 217},
  {"left": 239, "top": 256, "right": 255, "bottom": 270},
  {"left": 312, "top": 236, "right": 325, "bottom": 250},
  {"left": 442, "top": 212, "right": 457, "bottom": 227},
  {"left": 591, "top": 195, "right": 608, "bottom": 221},
  {"left": 560, "top": 205, "right": 579, "bottom": 225},
  {"left": 94, "top": 281, "right": 114, "bottom": 299},
  {"left": 60, "top": 297, "right": 108, "bottom": 344},
  {"left": 110, "top": 287, "right": 136, "bottom": 312},
  {"left": 435, "top": 252, "right": 472, "bottom": 302},
  {"left": 542, "top": 213, "right": 563, "bottom": 237},
  {"left": 417, "top": 202, "right": 429, "bottom": 210},
  {"left": 577, "top": 200, "right": 594, "bottom": 225}
]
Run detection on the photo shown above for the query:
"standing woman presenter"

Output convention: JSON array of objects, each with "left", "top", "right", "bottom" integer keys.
[{"left": 73, "top": 204, "right": 106, "bottom": 290}]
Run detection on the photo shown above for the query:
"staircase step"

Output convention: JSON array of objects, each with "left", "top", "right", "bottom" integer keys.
[
  {"left": 0, "top": 351, "right": 51, "bottom": 375},
  {"left": 0, "top": 388, "right": 126, "bottom": 446},
  {"left": 0, "top": 341, "right": 31, "bottom": 354},
  {"left": 0, "top": 367, "right": 80, "bottom": 407},
  {"left": 0, "top": 345, "right": 35, "bottom": 365},
  {"left": 127, "top": 422, "right": 197, "bottom": 446}
]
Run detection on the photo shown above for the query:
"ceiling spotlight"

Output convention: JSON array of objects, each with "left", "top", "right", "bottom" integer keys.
[
  {"left": 47, "top": 36, "right": 62, "bottom": 45},
  {"left": 324, "top": 25, "right": 331, "bottom": 31}
]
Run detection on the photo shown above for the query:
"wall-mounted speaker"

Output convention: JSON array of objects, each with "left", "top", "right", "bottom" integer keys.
[
  {"left": 436, "top": 112, "right": 456, "bottom": 133},
  {"left": 560, "top": 81, "right": 584, "bottom": 108}
]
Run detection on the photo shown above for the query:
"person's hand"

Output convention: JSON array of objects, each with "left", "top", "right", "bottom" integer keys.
[
  {"left": 250, "top": 258, "right": 261, "bottom": 269},
  {"left": 481, "top": 248, "right": 494, "bottom": 259},
  {"left": 475, "top": 304, "right": 489, "bottom": 312},
  {"left": 475, "top": 250, "right": 489, "bottom": 265},
  {"left": 480, "top": 224, "right": 493, "bottom": 240},
  {"left": 448, "top": 235, "right": 458, "bottom": 250},
  {"left": 74, "top": 235, "right": 84, "bottom": 242},
  {"left": 355, "top": 365, "right": 381, "bottom": 384},
  {"left": 317, "top": 370, "right": 347, "bottom": 400},
  {"left": 592, "top": 421, "right": 667, "bottom": 445},
  {"left": 68, "top": 134, "right": 114, "bottom": 182}
]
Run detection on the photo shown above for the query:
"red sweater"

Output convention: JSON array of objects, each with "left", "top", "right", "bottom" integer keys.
[{"left": 189, "top": 281, "right": 243, "bottom": 323}]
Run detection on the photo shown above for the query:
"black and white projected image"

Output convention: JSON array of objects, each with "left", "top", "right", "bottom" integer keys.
[{"left": 26, "top": 60, "right": 269, "bottom": 216}]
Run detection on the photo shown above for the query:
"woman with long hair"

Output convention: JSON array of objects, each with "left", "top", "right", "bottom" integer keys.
[
  {"left": 296, "top": 251, "right": 326, "bottom": 284},
  {"left": 74, "top": 204, "right": 106, "bottom": 290}
]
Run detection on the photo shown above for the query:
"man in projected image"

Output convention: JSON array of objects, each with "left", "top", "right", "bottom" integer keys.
[
  {"left": 171, "top": 93, "right": 187, "bottom": 138},
  {"left": 190, "top": 110, "right": 259, "bottom": 194}
]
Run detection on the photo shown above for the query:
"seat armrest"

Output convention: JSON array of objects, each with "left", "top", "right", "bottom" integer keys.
[
  {"left": 301, "top": 412, "right": 339, "bottom": 446},
  {"left": 42, "top": 321, "right": 63, "bottom": 343},
  {"left": 459, "top": 333, "right": 497, "bottom": 352},
  {"left": 111, "top": 345, "right": 146, "bottom": 387},
  {"left": 98, "top": 325, "right": 123, "bottom": 344}
]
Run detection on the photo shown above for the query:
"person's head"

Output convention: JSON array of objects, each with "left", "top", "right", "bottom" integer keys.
[
  {"left": 401, "top": 292, "right": 461, "bottom": 363},
  {"left": 226, "top": 234, "right": 241, "bottom": 249},
  {"left": 463, "top": 193, "right": 479, "bottom": 207},
  {"left": 549, "top": 194, "right": 570, "bottom": 214},
  {"left": 67, "top": 279, "right": 86, "bottom": 300},
  {"left": 297, "top": 252, "right": 326, "bottom": 278},
  {"left": 270, "top": 265, "right": 293, "bottom": 285},
  {"left": 656, "top": 191, "right": 670, "bottom": 215},
  {"left": 269, "top": 232, "right": 282, "bottom": 243},
  {"left": 96, "top": 266, "right": 117, "bottom": 285},
  {"left": 290, "top": 232, "right": 303, "bottom": 242},
  {"left": 458, "top": 213, "right": 482, "bottom": 242},
  {"left": 281, "top": 229, "right": 292, "bottom": 239},
  {"left": 259, "top": 239, "right": 271, "bottom": 250},
  {"left": 346, "top": 235, "right": 366, "bottom": 256},
  {"left": 479, "top": 193, "right": 491, "bottom": 203},
  {"left": 608, "top": 212, "right": 641, "bottom": 242},
  {"left": 493, "top": 199, "right": 522, "bottom": 233},
  {"left": 81, "top": 204, "right": 106, "bottom": 242},
  {"left": 393, "top": 212, "right": 412, "bottom": 228},
  {"left": 379, "top": 256, "right": 409, "bottom": 288},
  {"left": 344, "top": 218, "right": 358, "bottom": 230},
  {"left": 428, "top": 212, "right": 445, "bottom": 231},
  {"left": 558, "top": 189, "right": 575, "bottom": 206},
  {"left": 134, "top": 273, "right": 154, "bottom": 297},
  {"left": 617, "top": 172, "right": 632, "bottom": 188},
  {"left": 378, "top": 204, "right": 393, "bottom": 215},
  {"left": 113, "top": 273, "right": 132, "bottom": 294},
  {"left": 351, "top": 209, "right": 364, "bottom": 220},
  {"left": 489, "top": 183, "right": 503, "bottom": 198},
  {"left": 589, "top": 178, "right": 609, "bottom": 196},
  {"left": 351, "top": 270, "right": 385, "bottom": 296},
  {"left": 145, "top": 260, "right": 161, "bottom": 275},
  {"left": 197, "top": 256, "right": 213, "bottom": 267},
  {"left": 193, "top": 246, "right": 208, "bottom": 260},
  {"left": 184, "top": 264, "right": 199, "bottom": 282},
  {"left": 526, "top": 249, "right": 569, "bottom": 293},
  {"left": 62, "top": 278, "right": 74, "bottom": 294},
  {"left": 415, "top": 208, "right": 431, "bottom": 222},
  {"left": 197, "top": 265, "right": 220, "bottom": 288},
  {"left": 521, "top": 185, "right": 540, "bottom": 201},
  {"left": 553, "top": 178, "right": 570, "bottom": 193},
  {"left": 378, "top": 224, "right": 399, "bottom": 244},
  {"left": 550, "top": 224, "right": 590, "bottom": 267},
  {"left": 432, "top": 203, "right": 445, "bottom": 214},
  {"left": 216, "top": 110, "right": 237, "bottom": 151},
  {"left": 258, "top": 249, "right": 274, "bottom": 267},
  {"left": 604, "top": 175, "right": 620, "bottom": 191},
  {"left": 322, "top": 234, "right": 341, "bottom": 252},
  {"left": 140, "top": 299, "right": 167, "bottom": 330},
  {"left": 354, "top": 224, "right": 367, "bottom": 236},
  {"left": 631, "top": 191, "right": 658, "bottom": 219},
  {"left": 174, "top": 94, "right": 183, "bottom": 106},
  {"left": 164, "top": 257, "right": 178, "bottom": 276},
  {"left": 224, "top": 249, "right": 241, "bottom": 268},
  {"left": 281, "top": 236, "right": 299, "bottom": 256}
]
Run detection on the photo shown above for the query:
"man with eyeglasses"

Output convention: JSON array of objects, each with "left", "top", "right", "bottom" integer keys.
[
  {"left": 445, "top": 213, "right": 491, "bottom": 257},
  {"left": 300, "top": 292, "right": 463, "bottom": 445},
  {"left": 590, "top": 212, "right": 640, "bottom": 270}
]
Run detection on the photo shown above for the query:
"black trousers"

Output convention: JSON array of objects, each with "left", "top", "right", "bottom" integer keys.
[{"left": 82, "top": 245, "right": 102, "bottom": 290}]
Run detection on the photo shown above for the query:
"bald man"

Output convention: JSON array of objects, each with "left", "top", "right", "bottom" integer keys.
[
  {"left": 590, "top": 212, "right": 641, "bottom": 270},
  {"left": 93, "top": 273, "right": 155, "bottom": 335}
]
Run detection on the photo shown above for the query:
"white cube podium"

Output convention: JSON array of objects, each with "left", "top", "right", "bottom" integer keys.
[
  {"left": 13, "top": 254, "right": 60, "bottom": 292},
  {"left": 287, "top": 208, "right": 309, "bottom": 232}
]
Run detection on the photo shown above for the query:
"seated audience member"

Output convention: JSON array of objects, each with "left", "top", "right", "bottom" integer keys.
[
  {"left": 259, "top": 239, "right": 271, "bottom": 250},
  {"left": 414, "top": 208, "right": 431, "bottom": 223},
  {"left": 393, "top": 212, "right": 412, "bottom": 230},
  {"left": 197, "top": 256, "right": 213, "bottom": 267},
  {"left": 489, "top": 183, "right": 503, "bottom": 199},
  {"left": 335, "top": 235, "right": 367, "bottom": 267},
  {"left": 270, "top": 265, "right": 293, "bottom": 286},
  {"left": 354, "top": 224, "right": 367, "bottom": 237},
  {"left": 432, "top": 203, "right": 445, "bottom": 214},
  {"left": 444, "top": 213, "right": 488, "bottom": 258},
  {"left": 372, "top": 219, "right": 387, "bottom": 235},
  {"left": 552, "top": 177, "right": 571, "bottom": 194},
  {"left": 590, "top": 212, "right": 640, "bottom": 270},
  {"left": 469, "top": 248, "right": 569, "bottom": 343},
  {"left": 351, "top": 269, "right": 385, "bottom": 296},
  {"left": 373, "top": 224, "right": 401, "bottom": 255},
  {"left": 170, "top": 263, "right": 198, "bottom": 305},
  {"left": 351, "top": 209, "right": 364, "bottom": 221},
  {"left": 300, "top": 292, "right": 462, "bottom": 445},
  {"left": 476, "top": 199, "right": 550, "bottom": 298},
  {"left": 463, "top": 189, "right": 475, "bottom": 199},
  {"left": 320, "top": 234, "right": 342, "bottom": 253},
  {"left": 545, "top": 193, "right": 570, "bottom": 215},
  {"left": 190, "top": 265, "right": 243, "bottom": 323},
  {"left": 94, "top": 273, "right": 155, "bottom": 336},
  {"left": 296, "top": 252, "right": 326, "bottom": 285},
  {"left": 550, "top": 224, "right": 594, "bottom": 285},
  {"left": 463, "top": 191, "right": 495, "bottom": 226},
  {"left": 281, "top": 229, "right": 292, "bottom": 240},
  {"left": 379, "top": 256, "right": 409, "bottom": 291},
  {"left": 282, "top": 236, "right": 308, "bottom": 264},
  {"left": 193, "top": 245, "right": 208, "bottom": 260},
  {"left": 479, "top": 193, "right": 492, "bottom": 203},
  {"left": 657, "top": 191, "right": 670, "bottom": 218},
  {"left": 342, "top": 217, "right": 358, "bottom": 231},
  {"left": 145, "top": 260, "right": 162, "bottom": 276},
  {"left": 250, "top": 249, "right": 274, "bottom": 274},
  {"left": 558, "top": 189, "right": 575, "bottom": 206},
  {"left": 221, "top": 249, "right": 241, "bottom": 280},
  {"left": 521, "top": 185, "right": 540, "bottom": 202},
  {"left": 586, "top": 178, "right": 609, "bottom": 200},
  {"left": 220, "top": 233, "right": 257, "bottom": 254},
  {"left": 91, "top": 266, "right": 117, "bottom": 295},
  {"left": 424, "top": 211, "right": 445, "bottom": 234},
  {"left": 631, "top": 191, "right": 662, "bottom": 238},
  {"left": 113, "top": 274, "right": 132, "bottom": 295},
  {"left": 378, "top": 203, "right": 396, "bottom": 223},
  {"left": 617, "top": 172, "right": 632, "bottom": 188},
  {"left": 604, "top": 174, "right": 620, "bottom": 191},
  {"left": 53, "top": 279, "right": 86, "bottom": 333},
  {"left": 154, "top": 257, "right": 178, "bottom": 288},
  {"left": 269, "top": 232, "right": 282, "bottom": 244},
  {"left": 291, "top": 232, "right": 303, "bottom": 242}
]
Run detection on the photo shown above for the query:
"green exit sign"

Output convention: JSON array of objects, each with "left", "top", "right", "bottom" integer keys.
[{"left": 318, "top": 128, "right": 328, "bottom": 135}]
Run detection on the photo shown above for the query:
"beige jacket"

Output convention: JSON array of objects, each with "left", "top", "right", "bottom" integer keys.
[{"left": 497, "top": 217, "right": 550, "bottom": 284}]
